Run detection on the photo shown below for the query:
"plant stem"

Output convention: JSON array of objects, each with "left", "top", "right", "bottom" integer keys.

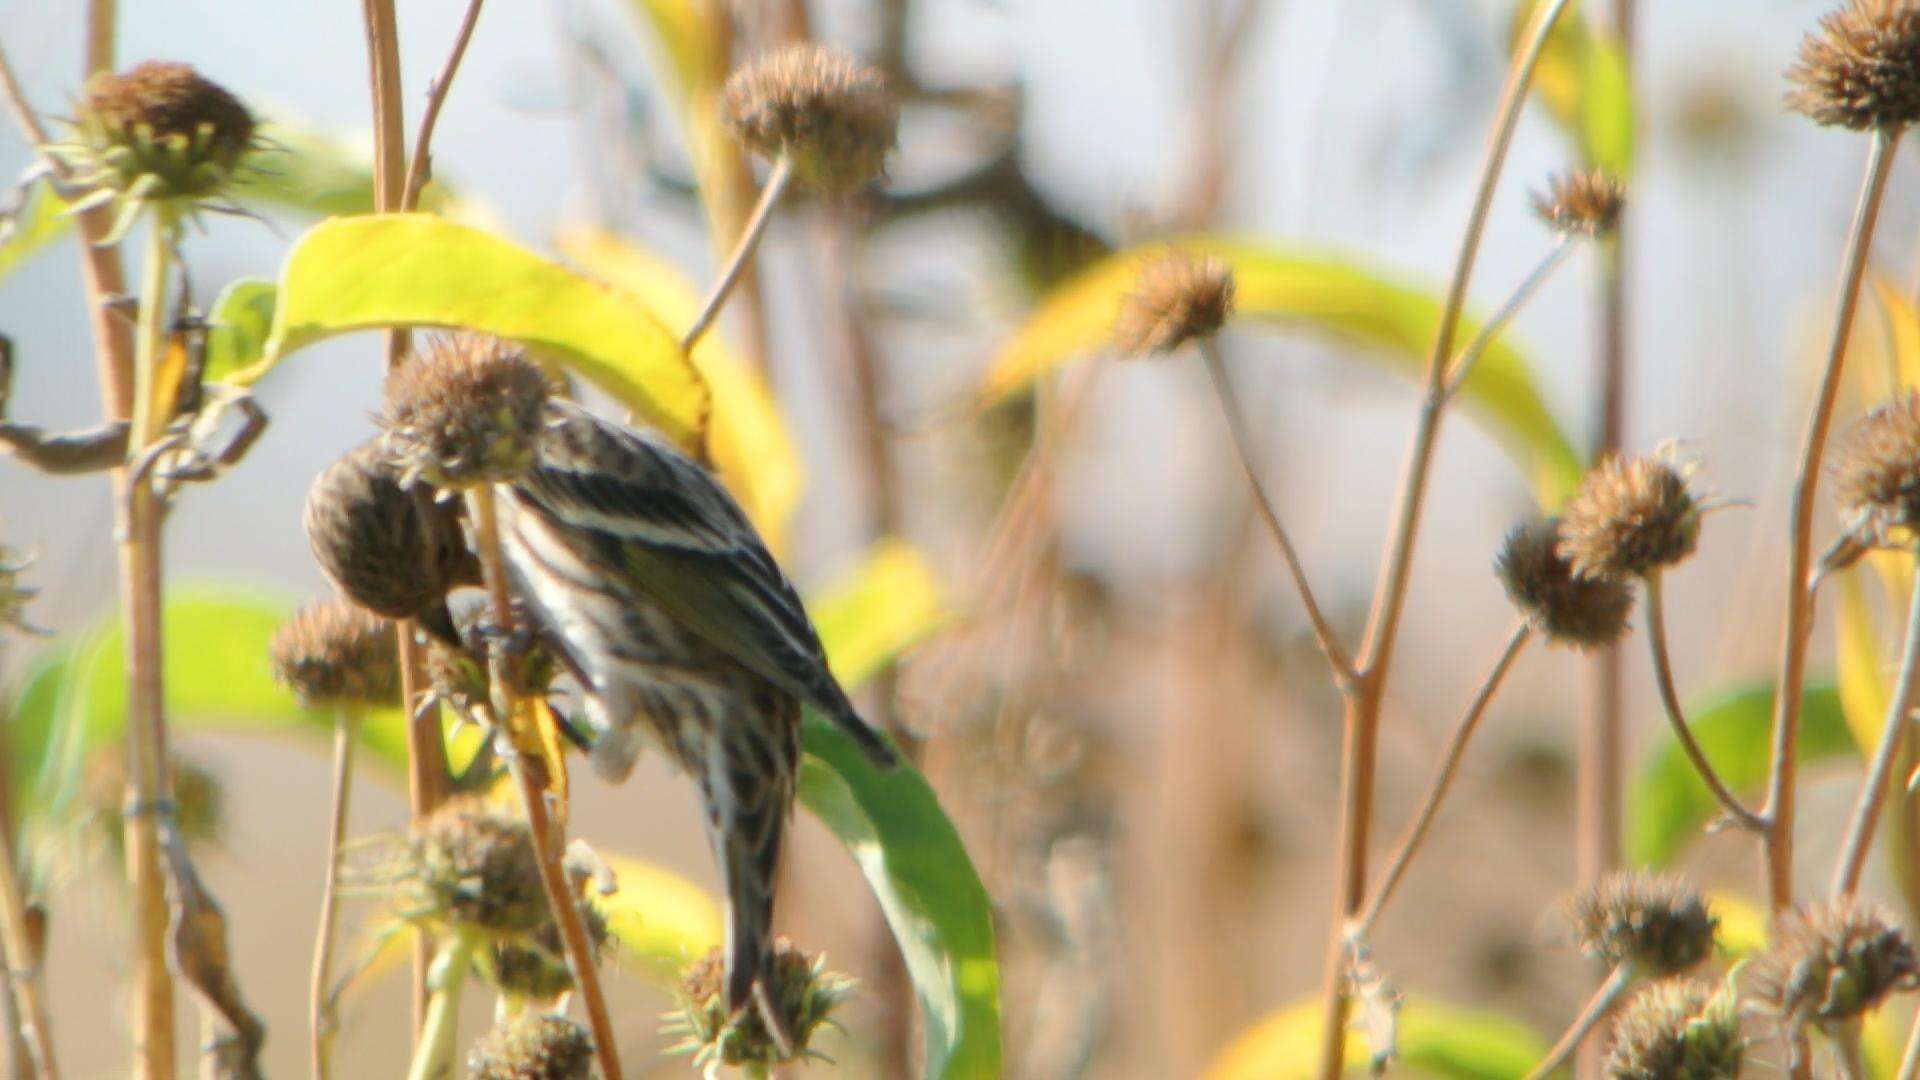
[
  {"left": 1524, "top": 965, "right": 1633, "bottom": 1080},
  {"left": 124, "top": 208, "right": 178, "bottom": 1080},
  {"left": 1314, "top": 3, "right": 1572, "bottom": 1075},
  {"left": 1441, "top": 236, "right": 1576, "bottom": 399},
  {"left": 401, "top": 0, "right": 487, "bottom": 212},
  {"left": 1351, "top": 620, "right": 1531, "bottom": 939},
  {"left": 1832, "top": 549, "right": 1920, "bottom": 895},
  {"left": 1198, "top": 338, "right": 1354, "bottom": 680},
  {"left": 1643, "top": 572, "right": 1764, "bottom": 829},
  {"left": 1898, "top": 1004, "right": 1920, "bottom": 1080},
  {"left": 1762, "top": 126, "right": 1904, "bottom": 915},
  {"left": 310, "top": 713, "right": 360, "bottom": 1080},
  {"left": 0, "top": 812, "right": 56, "bottom": 1079},
  {"left": 466, "top": 486, "right": 624, "bottom": 1080},
  {"left": 683, "top": 156, "right": 794, "bottom": 353},
  {"left": 403, "top": 934, "right": 473, "bottom": 1080}
]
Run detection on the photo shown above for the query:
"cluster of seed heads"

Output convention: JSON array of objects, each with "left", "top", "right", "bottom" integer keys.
[
  {"left": 409, "top": 798, "right": 549, "bottom": 939},
  {"left": 667, "top": 939, "right": 853, "bottom": 1072},
  {"left": 1750, "top": 896, "right": 1920, "bottom": 1028},
  {"left": 723, "top": 43, "right": 898, "bottom": 193},
  {"left": 1112, "top": 250, "right": 1238, "bottom": 357},
  {"left": 1569, "top": 871, "right": 1718, "bottom": 977},
  {"left": 1495, "top": 517, "right": 1636, "bottom": 649}
]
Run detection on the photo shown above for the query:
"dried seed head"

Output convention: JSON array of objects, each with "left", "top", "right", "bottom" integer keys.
[
  {"left": 668, "top": 939, "right": 854, "bottom": 1071},
  {"left": 1604, "top": 978, "right": 1744, "bottom": 1080},
  {"left": 492, "top": 899, "right": 610, "bottom": 1003},
  {"left": 268, "top": 599, "right": 401, "bottom": 710},
  {"left": 468, "top": 1013, "right": 595, "bottom": 1080},
  {"left": 1557, "top": 450, "right": 1704, "bottom": 580},
  {"left": 411, "top": 798, "right": 547, "bottom": 937},
  {"left": 304, "top": 440, "right": 481, "bottom": 628},
  {"left": 381, "top": 335, "right": 551, "bottom": 490},
  {"left": 1569, "top": 871, "right": 1717, "bottom": 976},
  {"left": 1752, "top": 897, "right": 1920, "bottom": 1026},
  {"left": 64, "top": 61, "right": 257, "bottom": 203},
  {"left": 1834, "top": 392, "right": 1920, "bottom": 547},
  {"left": 1495, "top": 518, "right": 1636, "bottom": 649},
  {"left": 1787, "top": 0, "right": 1920, "bottom": 130},
  {"left": 1532, "top": 170, "right": 1626, "bottom": 238},
  {"left": 1112, "top": 251, "right": 1237, "bottom": 357},
  {"left": 722, "top": 43, "right": 898, "bottom": 192}
]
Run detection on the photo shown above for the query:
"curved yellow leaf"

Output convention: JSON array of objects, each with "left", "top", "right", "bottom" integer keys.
[
  {"left": 812, "top": 539, "right": 948, "bottom": 688},
  {"left": 556, "top": 229, "right": 804, "bottom": 551},
  {"left": 596, "top": 852, "right": 725, "bottom": 985},
  {"left": 982, "top": 238, "right": 1584, "bottom": 504},
  {"left": 258, "top": 214, "right": 710, "bottom": 448},
  {"left": 1205, "top": 996, "right": 1548, "bottom": 1079},
  {"left": 1708, "top": 890, "right": 1768, "bottom": 959}
]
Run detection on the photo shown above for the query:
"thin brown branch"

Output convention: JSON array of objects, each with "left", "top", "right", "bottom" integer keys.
[
  {"left": 310, "top": 715, "right": 359, "bottom": 1080},
  {"left": 1644, "top": 573, "right": 1766, "bottom": 830},
  {"left": 1832, "top": 556, "right": 1920, "bottom": 896},
  {"left": 1762, "top": 125, "right": 1904, "bottom": 913},
  {"left": 683, "top": 156, "right": 793, "bottom": 353},
  {"left": 1524, "top": 965, "right": 1633, "bottom": 1080},
  {"left": 401, "top": 0, "right": 487, "bottom": 212}
]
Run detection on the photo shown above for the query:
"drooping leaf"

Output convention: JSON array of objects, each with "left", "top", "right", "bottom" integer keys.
[
  {"left": 202, "top": 278, "right": 278, "bottom": 386},
  {"left": 1626, "top": 682, "right": 1858, "bottom": 867},
  {"left": 1204, "top": 996, "right": 1551, "bottom": 1079},
  {"left": 981, "top": 239, "right": 1585, "bottom": 504},
  {"left": 0, "top": 182, "right": 73, "bottom": 282},
  {"left": 258, "top": 215, "right": 710, "bottom": 449},
  {"left": 586, "top": 852, "right": 724, "bottom": 984},
  {"left": 556, "top": 229, "right": 803, "bottom": 550},
  {"left": 1515, "top": 1, "right": 1635, "bottom": 175}
]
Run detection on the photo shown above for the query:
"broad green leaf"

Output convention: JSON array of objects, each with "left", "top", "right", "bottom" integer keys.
[
  {"left": 1204, "top": 997, "right": 1550, "bottom": 1079},
  {"left": 203, "top": 278, "right": 278, "bottom": 386},
  {"left": 1515, "top": 2, "right": 1635, "bottom": 175},
  {"left": 1627, "top": 682, "right": 1858, "bottom": 867},
  {"left": 556, "top": 229, "right": 804, "bottom": 551},
  {"left": 258, "top": 215, "right": 710, "bottom": 448},
  {"left": 0, "top": 183, "right": 73, "bottom": 282},
  {"left": 981, "top": 239, "right": 1584, "bottom": 504}
]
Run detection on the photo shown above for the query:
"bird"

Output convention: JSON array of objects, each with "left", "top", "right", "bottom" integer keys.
[{"left": 493, "top": 397, "right": 897, "bottom": 1038}]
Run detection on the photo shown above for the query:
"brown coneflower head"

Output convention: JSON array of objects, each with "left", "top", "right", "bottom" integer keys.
[
  {"left": 1569, "top": 871, "right": 1718, "bottom": 977},
  {"left": 1751, "top": 897, "right": 1920, "bottom": 1027},
  {"left": 722, "top": 43, "right": 898, "bottom": 192},
  {"left": 1557, "top": 450, "right": 1704, "bottom": 581},
  {"left": 1787, "top": 0, "right": 1920, "bottom": 131},
  {"left": 1604, "top": 978, "right": 1744, "bottom": 1080},
  {"left": 1833, "top": 392, "right": 1920, "bottom": 547},
  {"left": 469, "top": 1013, "right": 595, "bottom": 1080},
  {"left": 268, "top": 599, "right": 401, "bottom": 710},
  {"left": 1531, "top": 169, "right": 1626, "bottom": 238},
  {"left": 410, "top": 798, "right": 548, "bottom": 938},
  {"left": 1495, "top": 518, "right": 1636, "bottom": 649},
  {"left": 303, "top": 440, "right": 481, "bottom": 631},
  {"left": 668, "top": 939, "right": 853, "bottom": 1072},
  {"left": 1113, "top": 251, "right": 1237, "bottom": 357},
  {"left": 492, "top": 898, "right": 609, "bottom": 1003},
  {"left": 381, "top": 334, "right": 551, "bottom": 490}
]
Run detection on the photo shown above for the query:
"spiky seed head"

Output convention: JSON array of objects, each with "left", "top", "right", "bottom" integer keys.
[
  {"left": 1569, "top": 871, "right": 1718, "bottom": 977},
  {"left": 722, "top": 43, "right": 898, "bottom": 192},
  {"left": 410, "top": 798, "right": 548, "bottom": 938},
  {"left": 668, "top": 939, "right": 854, "bottom": 1071},
  {"left": 1834, "top": 392, "right": 1920, "bottom": 547},
  {"left": 1558, "top": 451, "right": 1704, "bottom": 580},
  {"left": 1787, "top": 0, "right": 1920, "bottom": 130},
  {"left": 1532, "top": 170, "right": 1626, "bottom": 238},
  {"left": 1112, "top": 251, "right": 1237, "bottom": 357},
  {"left": 63, "top": 61, "right": 257, "bottom": 202},
  {"left": 1752, "top": 897, "right": 1920, "bottom": 1026},
  {"left": 268, "top": 600, "right": 401, "bottom": 710},
  {"left": 468, "top": 1013, "right": 595, "bottom": 1080},
  {"left": 304, "top": 440, "right": 481, "bottom": 622},
  {"left": 492, "top": 899, "right": 610, "bottom": 1003},
  {"left": 1495, "top": 518, "right": 1636, "bottom": 649},
  {"left": 1604, "top": 978, "right": 1744, "bottom": 1080},
  {"left": 381, "top": 335, "right": 551, "bottom": 490}
]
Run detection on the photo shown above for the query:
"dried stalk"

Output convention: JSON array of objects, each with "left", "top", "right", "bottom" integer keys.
[
  {"left": 401, "top": 0, "right": 487, "bottom": 212},
  {"left": 1761, "top": 126, "right": 1903, "bottom": 913},
  {"left": 403, "top": 933, "right": 474, "bottom": 1080},
  {"left": 1523, "top": 964, "right": 1633, "bottom": 1080},
  {"left": 1643, "top": 573, "right": 1764, "bottom": 829},
  {"left": 1831, "top": 550, "right": 1920, "bottom": 896},
  {"left": 1314, "top": 2, "right": 1573, "bottom": 1074},
  {"left": 683, "top": 156, "right": 794, "bottom": 353},
  {"left": 310, "top": 714, "right": 360, "bottom": 1080}
]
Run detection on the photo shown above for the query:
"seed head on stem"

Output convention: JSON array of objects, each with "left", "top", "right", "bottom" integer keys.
[
  {"left": 1604, "top": 977, "right": 1744, "bottom": 1080},
  {"left": 722, "top": 43, "right": 897, "bottom": 193},
  {"left": 1568, "top": 871, "right": 1718, "bottom": 978},
  {"left": 1112, "top": 250, "right": 1237, "bottom": 358},
  {"left": 1496, "top": 517, "right": 1636, "bottom": 649},
  {"left": 1833, "top": 391, "right": 1920, "bottom": 547},
  {"left": 1532, "top": 169, "right": 1626, "bottom": 239},
  {"left": 269, "top": 600, "right": 402, "bottom": 710},
  {"left": 381, "top": 334, "right": 550, "bottom": 491},
  {"left": 469, "top": 1013, "right": 595, "bottom": 1080},
  {"left": 1558, "top": 449, "right": 1706, "bottom": 582},
  {"left": 1751, "top": 897, "right": 1919, "bottom": 1030},
  {"left": 1787, "top": 0, "right": 1920, "bottom": 131}
]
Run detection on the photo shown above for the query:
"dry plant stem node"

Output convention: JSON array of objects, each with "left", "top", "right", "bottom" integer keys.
[
  {"left": 1642, "top": 571, "right": 1765, "bottom": 831},
  {"left": 1831, "top": 542, "right": 1920, "bottom": 895},
  {"left": 1440, "top": 234, "right": 1577, "bottom": 399},
  {"left": 1522, "top": 963, "right": 1633, "bottom": 1080},
  {"left": 310, "top": 712, "right": 360, "bottom": 1080},
  {"left": 1314, "top": 0, "right": 1574, "bottom": 1075},
  {"left": 1763, "top": 124, "right": 1904, "bottom": 915},
  {"left": 683, "top": 155, "right": 794, "bottom": 354}
]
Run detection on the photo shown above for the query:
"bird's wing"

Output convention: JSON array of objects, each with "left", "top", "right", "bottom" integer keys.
[{"left": 509, "top": 402, "right": 852, "bottom": 716}]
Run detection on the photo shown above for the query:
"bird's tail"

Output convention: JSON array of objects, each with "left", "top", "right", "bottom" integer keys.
[
  {"left": 817, "top": 683, "right": 900, "bottom": 769},
  {"left": 705, "top": 702, "right": 800, "bottom": 1054}
]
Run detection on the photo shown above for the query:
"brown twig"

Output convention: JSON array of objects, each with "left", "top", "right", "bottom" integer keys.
[
  {"left": 310, "top": 714, "right": 360, "bottom": 1080},
  {"left": 1761, "top": 126, "right": 1904, "bottom": 914},
  {"left": 683, "top": 156, "right": 794, "bottom": 353},
  {"left": 401, "top": 0, "right": 487, "bottom": 212},
  {"left": 1523, "top": 965, "right": 1633, "bottom": 1080},
  {"left": 1643, "top": 572, "right": 1765, "bottom": 830},
  {"left": 1831, "top": 553, "right": 1920, "bottom": 896}
]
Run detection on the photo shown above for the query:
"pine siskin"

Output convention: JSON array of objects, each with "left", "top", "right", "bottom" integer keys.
[{"left": 494, "top": 399, "right": 897, "bottom": 1042}]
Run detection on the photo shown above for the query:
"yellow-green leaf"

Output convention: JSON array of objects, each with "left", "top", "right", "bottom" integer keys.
[
  {"left": 258, "top": 215, "right": 710, "bottom": 448},
  {"left": 1709, "top": 890, "right": 1768, "bottom": 959},
  {"left": 0, "top": 183, "right": 73, "bottom": 282},
  {"left": 202, "top": 278, "right": 278, "bottom": 386},
  {"left": 556, "top": 229, "right": 804, "bottom": 551},
  {"left": 981, "top": 238, "right": 1584, "bottom": 504},
  {"left": 595, "top": 852, "right": 725, "bottom": 984},
  {"left": 1515, "top": 1, "right": 1635, "bottom": 175},
  {"left": 1204, "top": 996, "right": 1550, "bottom": 1079},
  {"left": 813, "top": 539, "right": 947, "bottom": 689}
]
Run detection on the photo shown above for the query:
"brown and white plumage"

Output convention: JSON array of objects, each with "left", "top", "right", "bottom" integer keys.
[{"left": 495, "top": 399, "right": 894, "bottom": 1030}]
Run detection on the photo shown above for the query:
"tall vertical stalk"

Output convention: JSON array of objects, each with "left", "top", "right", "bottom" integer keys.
[
  {"left": 1313, "top": 3, "right": 1572, "bottom": 1075},
  {"left": 403, "top": 933, "right": 474, "bottom": 1080},
  {"left": 310, "top": 713, "right": 360, "bottom": 1080},
  {"left": 1761, "top": 126, "right": 1903, "bottom": 914},
  {"left": 1830, "top": 545, "right": 1920, "bottom": 896}
]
